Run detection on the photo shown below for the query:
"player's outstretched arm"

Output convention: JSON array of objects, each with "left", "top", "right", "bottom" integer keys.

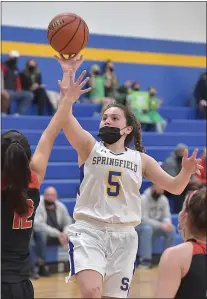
[
  {"left": 56, "top": 54, "right": 96, "bottom": 163},
  {"left": 141, "top": 149, "right": 203, "bottom": 195},
  {"left": 30, "top": 69, "right": 89, "bottom": 184}
]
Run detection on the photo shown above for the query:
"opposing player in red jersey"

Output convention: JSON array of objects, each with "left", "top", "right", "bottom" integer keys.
[
  {"left": 1, "top": 69, "right": 91, "bottom": 299},
  {"left": 156, "top": 188, "right": 206, "bottom": 298}
]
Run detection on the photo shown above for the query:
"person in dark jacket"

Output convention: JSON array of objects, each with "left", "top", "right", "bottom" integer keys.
[
  {"left": 194, "top": 72, "right": 207, "bottom": 118},
  {"left": 1, "top": 70, "right": 10, "bottom": 114},
  {"left": 20, "top": 59, "right": 54, "bottom": 115},
  {"left": 2, "top": 51, "right": 33, "bottom": 114}
]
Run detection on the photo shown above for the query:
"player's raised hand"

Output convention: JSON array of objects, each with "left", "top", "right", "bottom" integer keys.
[
  {"left": 58, "top": 70, "right": 91, "bottom": 104},
  {"left": 55, "top": 53, "right": 84, "bottom": 73},
  {"left": 182, "top": 149, "right": 203, "bottom": 176}
]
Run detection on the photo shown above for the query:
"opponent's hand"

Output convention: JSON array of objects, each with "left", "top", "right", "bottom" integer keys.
[
  {"left": 182, "top": 149, "right": 203, "bottom": 176},
  {"left": 58, "top": 70, "right": 91, "bottom": 105}
]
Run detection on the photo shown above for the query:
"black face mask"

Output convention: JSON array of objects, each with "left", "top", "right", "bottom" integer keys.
[
  {"left": 7, "top": 58, "right": 17, "bottom": 68},
  {"left": 150, "top": 93, "right": 156, "bottom": 97},
  {"left": 45, "top": 200, "right": 55, "bottom": 207},
  {"left": 97, "top": 126, "right": 126, "bottom": 145},
  {"left": 95, "top": 71, "right": 101, "bottom": 76},
  {"left": 152, "top": 191, "right": 161, "bottom": 201},
  {"left": 176, "top": 155, "right": 183, "bottom": 163},
  {"left": 28, "top": 66, "right": 36, "bottom": 72},
  {"left": 109, "top": 67, "right": 114, "bottom": 72},
  {"left": 133, "top": 87, "right": 140, "bottom": 91}
]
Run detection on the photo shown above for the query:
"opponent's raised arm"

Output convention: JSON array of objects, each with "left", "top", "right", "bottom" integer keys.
[
  {"left": 56, "top": 54, "right": 96, "bottom": 163},
  {"left": 30, "top": 68, "right": 89, "bottom": 184}
]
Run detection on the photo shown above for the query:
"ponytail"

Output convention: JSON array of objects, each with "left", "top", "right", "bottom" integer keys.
[
  {"left": 3, "top": 142, "right": 31, "bottom": 216},
  {"left": 130, "top": 114, "right": 145, "bottom": 152}
]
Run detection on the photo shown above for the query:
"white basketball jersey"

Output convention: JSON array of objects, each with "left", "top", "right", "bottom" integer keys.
[{"left": 73, "top": 141, "right": 142, "bottom": 226}]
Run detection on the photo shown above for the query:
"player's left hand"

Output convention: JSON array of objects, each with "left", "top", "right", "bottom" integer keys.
[
  {"left": 182, "top": 149, "right": 203, "bottom": 176},
  {"left": 55, "top": 53, "right": 84, "bottom": 73}
]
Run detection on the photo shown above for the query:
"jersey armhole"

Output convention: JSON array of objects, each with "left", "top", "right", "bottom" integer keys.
[
  {"left": 180, "top": 242, "right": 194, "bottom": 278},
  {"left": 29, "top": 170, "right": 40, "bottom": 189},
  {"left": 136, "top": 151, "right": 143, "bottom": 176},
  {"left": 78, "top": 141, "right": 99, "bottom": 167}
]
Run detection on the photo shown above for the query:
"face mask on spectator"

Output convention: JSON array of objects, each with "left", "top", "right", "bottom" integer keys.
[
  {"left": 108, "top": 66, "right": 114, "bottom": 72},
  {"left": 150, "top": 92, "right": 156, "bottom": 97},
  {"left": 176, "top": 155, "right": 183, "bottom": 163},
  {"left": 45, "top": 200, "right": 55, "bottom": 207},
  {"left": 151, "top": 191, "right": 161, "bottom": 201},
  {"left": 93, "top": 70, "right": 101, "bottom": 76},
  {"left": 28, "top": 66, "right": 36, "bottom": 72},
  {"left": 7, "top": 58, "right": 17, "bottom": 67},
  {"left": 132, "top": 83, "right": 140, "bottom": 91}
]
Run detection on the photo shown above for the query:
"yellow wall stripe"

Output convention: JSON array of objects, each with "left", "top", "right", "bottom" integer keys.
[{"left": 2, "top": 41, "right": 206, "bottom": 68}]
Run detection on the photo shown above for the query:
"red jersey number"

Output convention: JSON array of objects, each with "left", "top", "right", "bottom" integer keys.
[{"left": 13, "top": 199, "right": 34, "bottom": 229}]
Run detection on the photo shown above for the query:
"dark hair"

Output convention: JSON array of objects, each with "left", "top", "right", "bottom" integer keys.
[
  {"left": 103, "top": 60, "right": 113, "bottom": 72},
  {"left": 185, "top": 187, "right": 206, "bottom": 236},
  {"left": 103, "top": 103, "right": 145, "bottom": 152},
  {"left": 1, "top": 130, "right": 32, "bottom": 216},
  {"left": 26, "top": 59, "right": 37, "bottom": 67}
]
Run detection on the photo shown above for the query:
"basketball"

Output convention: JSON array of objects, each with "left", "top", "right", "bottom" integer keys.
[{"left": 47, "top": 13, "right": 89, "bottom": 55}]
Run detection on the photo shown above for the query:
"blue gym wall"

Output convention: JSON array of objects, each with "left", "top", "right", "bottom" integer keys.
[
  {"left": 2, "top": 25, "right": 206, "bottom": 107},
  {"left": 1, "top": 2, "right": 206, "bottom": 107}
]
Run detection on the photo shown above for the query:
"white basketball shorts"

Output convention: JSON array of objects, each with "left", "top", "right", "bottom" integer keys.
[{"left": 66, "top": 219, "right": 138, "bottom": 298}]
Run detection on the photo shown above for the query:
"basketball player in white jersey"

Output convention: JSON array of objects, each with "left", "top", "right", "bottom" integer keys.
[{"left": 56, "top": 54, "right": 203, "bottom": 298}]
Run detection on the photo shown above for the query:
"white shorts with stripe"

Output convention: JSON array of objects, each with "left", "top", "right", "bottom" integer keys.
[{"left": 66, "top": 219, "right": 138, "bottom": 298}]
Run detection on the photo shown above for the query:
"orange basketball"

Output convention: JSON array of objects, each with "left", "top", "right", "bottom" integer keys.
[{"left": 47, "top": 13, "right": 89, "bottom": 55}]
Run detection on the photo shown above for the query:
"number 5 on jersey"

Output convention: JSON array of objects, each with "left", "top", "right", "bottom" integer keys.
[
  {"left": 107, "top": 171, "right": 122, "bottom": 197},
  {"left": 13, "top": 199, "right": 34, "bottom": 229}
]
